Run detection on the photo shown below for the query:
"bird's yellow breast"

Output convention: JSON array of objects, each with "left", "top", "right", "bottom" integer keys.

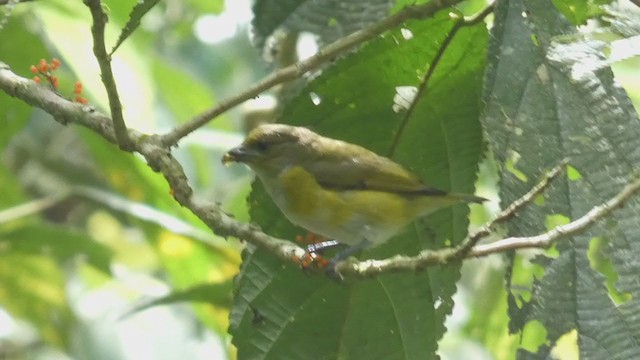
[{"left": 266, "top": 166, "right": 429, "bottom": 245}]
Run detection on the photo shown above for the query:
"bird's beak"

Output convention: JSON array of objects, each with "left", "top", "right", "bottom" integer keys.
[{"left": 222, "top": 145, "right": 258, "bottom": 165}]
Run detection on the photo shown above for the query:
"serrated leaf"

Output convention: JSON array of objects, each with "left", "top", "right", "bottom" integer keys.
[
  {"left": 482, "top": 0, "right": 640, "bottom": 358},
  {"left": 252, "top": 0, "right": 393, "bottom": 51},
  {"left": 110, "top": 0, "right": 160, "bottom": 55},
  {"left": 231, "top": 10, "right": 488, "bottom": 360}
]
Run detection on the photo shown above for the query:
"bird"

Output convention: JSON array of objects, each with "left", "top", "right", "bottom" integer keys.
[{"left": 222, "top": 123, "right": 486, "bottom": 272}]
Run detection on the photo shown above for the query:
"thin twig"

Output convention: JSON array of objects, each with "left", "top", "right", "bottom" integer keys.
[
  {"left": 337, "top": 174, "right": 640, "bottom": 277},
  {"left": 160, "top": 0, "right": 464, "bottom": 147},
  {"left": 0, "top": 192, "right": 70, "bottom": 224},
  {"left": 388, "top": 3, "right": 495, "bottom": 157},
  {"left": 84, "top": 0, "right": 133, "bottom": 150},
  {"left": 457, "top": 158, "right": 569, "bottom": 255},
  {"left": 468, "top": 174, "right": 640, "bottom": 256}
]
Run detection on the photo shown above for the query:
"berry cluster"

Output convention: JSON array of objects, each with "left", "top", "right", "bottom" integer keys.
[
  {"left": 30, "top": 58, "right": 60, "bottom": 89},
  {"left": 73, "top": 80, "right": 88, "bottom": 104},
  {"left": 30, "top": 58, "right": 88, "bottom": 104}
]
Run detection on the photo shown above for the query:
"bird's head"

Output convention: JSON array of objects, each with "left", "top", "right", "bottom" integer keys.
[{"left": 222, "top": 124, "right": 318, "bottom": 176}]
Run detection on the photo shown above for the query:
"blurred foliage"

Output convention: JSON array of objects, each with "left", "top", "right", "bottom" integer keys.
[{"left": 0, "top": 0, "right": 639, "bottom": 359}]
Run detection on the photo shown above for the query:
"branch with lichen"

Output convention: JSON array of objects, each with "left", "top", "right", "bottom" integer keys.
[
  {"left": 84, "top": 0, "right": 133, "bottom": 150},
  {"left": 3, "top": 0, "right": 639, "bottom": 281},
  {"left": 0, "top": 62, "right": 305, "bottom": 265},
  {"left": 159, "top": 0, "right": 465, "bottom": 147},
  {"left": 3, "top": 63, "right": 640, "bottom": 280},
  {"left": 335, "top": 172, "right": 640, "bottom": 278}
]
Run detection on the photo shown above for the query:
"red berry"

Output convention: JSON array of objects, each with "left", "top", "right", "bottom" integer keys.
[
  {"left": 50, "top": 58, "right": 61, "bottom": 70},
  {"left": 38, "top": 59, "right": 48, "bottom": 72},
  {"left": 30, "top": 65, "right": 38, "bottom": 74},
  {"left": 51, "top": 76, "right": 59, "bottom": 89},
  {"left": 33, "top": 76, "right": 41, "bottom": 83},
  {"left": 74, "top": 81, "right": 83, "bottom": 94}
]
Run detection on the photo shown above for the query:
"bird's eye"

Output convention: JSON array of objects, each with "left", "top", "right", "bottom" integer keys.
[{"left": 254, "top": 140, "right": 269, "bottom": 152}]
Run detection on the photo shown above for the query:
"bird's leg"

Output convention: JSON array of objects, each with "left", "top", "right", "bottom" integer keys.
[
  {"left": 293, "top": 233, "right": 339, "bottom": 270},
  {"left": 325, "top": 239, "right": 371, "bottom": 280},
  {"left": 306, "top": 239, "right": 339, "bottom": 253}
]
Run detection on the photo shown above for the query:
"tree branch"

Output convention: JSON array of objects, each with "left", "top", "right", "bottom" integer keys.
[
  {"left": 84, "top": 0, "right": 133, "bottom": 150},
  {"left": 0, "top": 62, "right": 306, "bottom": 265},
  {"left": 3, "top": 60, "right": 639, "bottom": 280},
  {"left": 336, "top": 171, "right": 640, "bottom": 278},
  {"left": 457, "top": 158, "right": 569, "bottom": 255},
  {"left": 160, "top": 0, "right": 464, "bottom": 147},
  {"left": 469, "top": 174, "right": 640, "bottom": 256}
]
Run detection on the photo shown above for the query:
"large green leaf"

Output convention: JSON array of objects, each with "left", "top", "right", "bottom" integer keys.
[
  {"left": 482, "top": 0, "right": 640, "bottom": 358},
  {"left": 252, "top": 0, "right": 393, "bottom": 51},
  {"left": 230, "top": 10, "right": 487, "bottom": 359}
]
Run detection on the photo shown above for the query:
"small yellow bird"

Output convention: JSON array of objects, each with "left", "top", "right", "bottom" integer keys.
[{"left": 222, "top": 124, "right": 485, "bottom": 269}]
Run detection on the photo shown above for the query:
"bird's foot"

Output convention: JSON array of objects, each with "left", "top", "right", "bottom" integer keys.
[
  {"left": 292, "top": 250, "right": 330, "bottom": 272},
  {"left": 292, "top": 233, "right": 340, "bottom": 273},
  {"left": 324, "top": 259, "right": 346, "bottom": 282}
]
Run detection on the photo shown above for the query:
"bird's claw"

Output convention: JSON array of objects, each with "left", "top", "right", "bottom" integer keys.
[{"left": 324, "top": 260, "right": 345, "bottom": 282}]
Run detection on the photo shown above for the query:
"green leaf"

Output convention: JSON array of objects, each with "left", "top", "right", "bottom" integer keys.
[
  {"left": 185, "top": 0, "right": 224, "bottom": 14},
  {"left": 551, "top": 0, "right": 611, "bottom": 25},
  {"left": 151, "top": 58, "right": 218, "bottom": 124},
  {"left": 0, "top": 222, "right": 114, "bottom": 274},
  {"left": 0, "top": 11, "right": 50, "bottom": 146},
  {"left": 110, "top": 0, "right": 160, "bottom": 55},
  {"left": 252, "top": 0, "right": 393, "bottom": 51},
  {"left": 0, "top": 254, "right": 72, "bottom": 348},
  {"left": 482, "top": 0, "right": 640, "bottom": 357},
  {"left": 0, "top": 163, "right": 26, "bottom": 207},
  {"left": 231, "top": 10, "right": 487, "bottom": 359}
]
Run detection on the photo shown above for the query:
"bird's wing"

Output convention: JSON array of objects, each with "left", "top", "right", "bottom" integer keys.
[{"left": 304, "top": 142, "right": 446, "bottom": 196}]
